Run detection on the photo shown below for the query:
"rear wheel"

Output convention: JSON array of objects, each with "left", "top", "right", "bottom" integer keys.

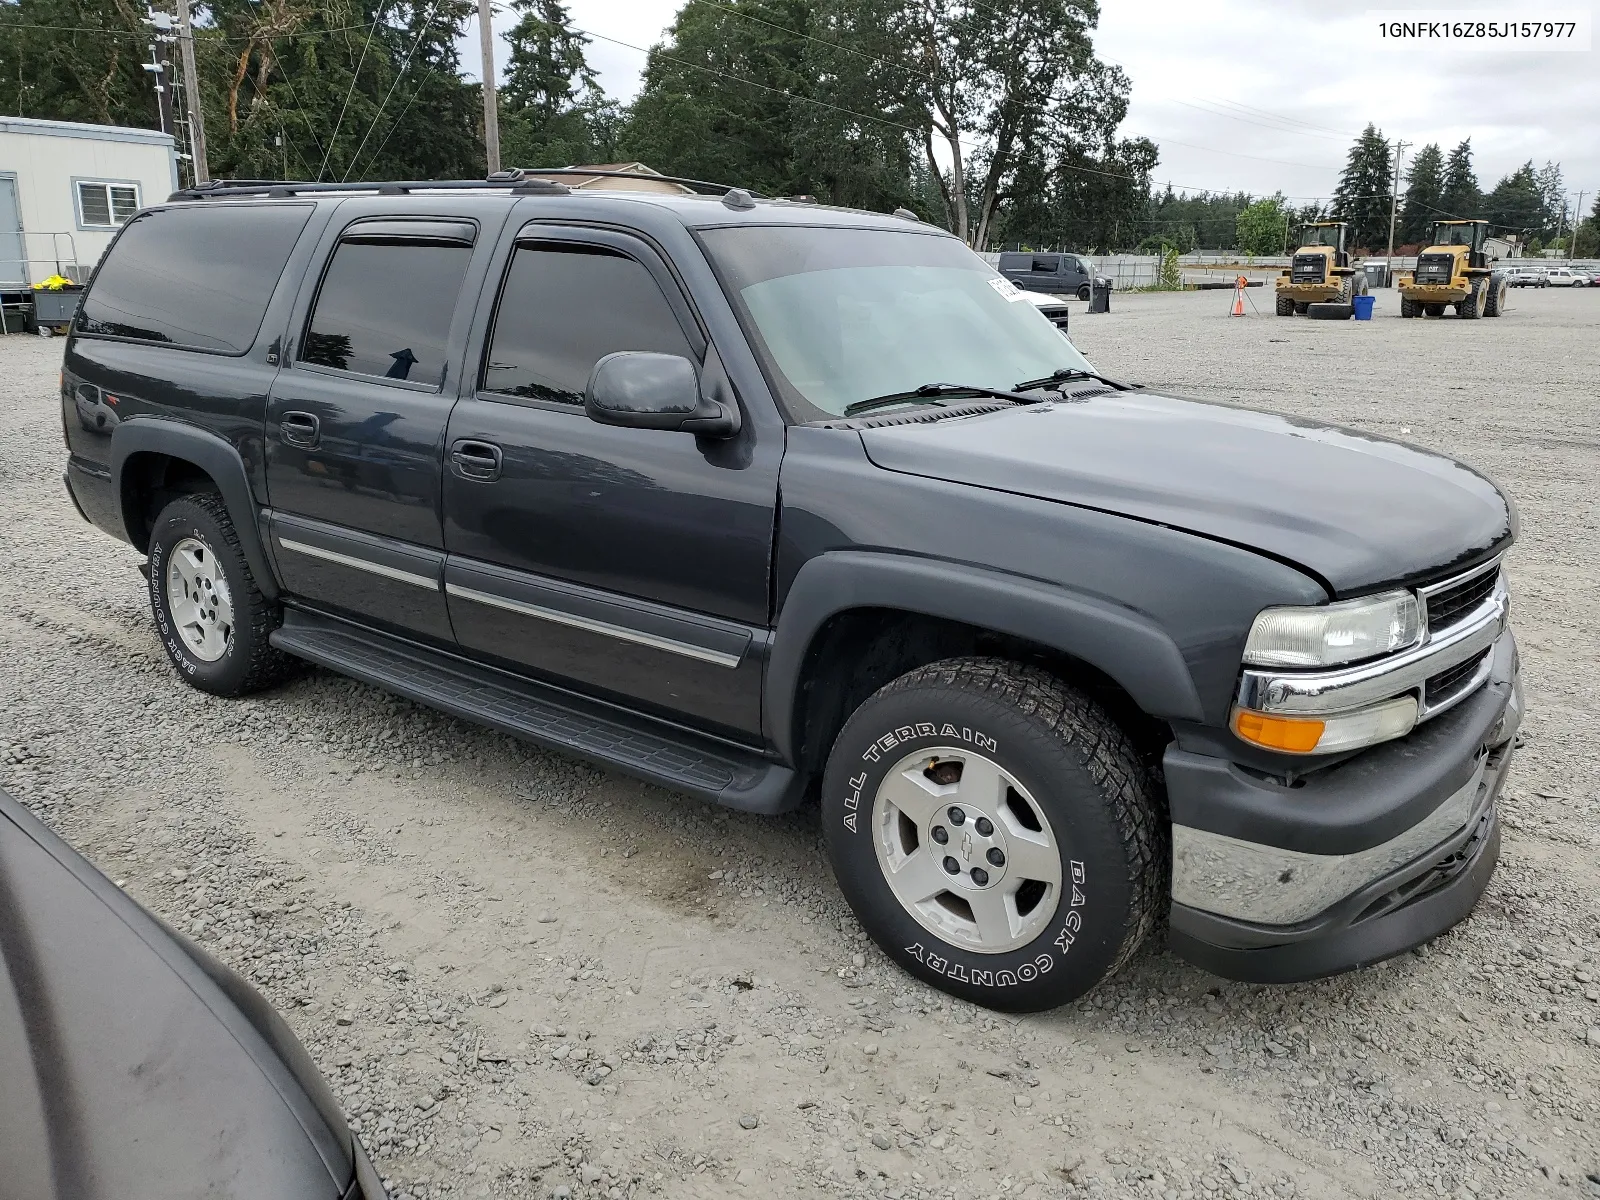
[
  {"left": 1484, "top": 278, "right": 1506, "bottom": 317},
  {"left": 1275, "top": 293, "right": 1295, "bottom": 316},
  {"left": 1400, "top": 297, "right": 1419, "bottom": 318},
  {"left": 821, "top": 658, "right": 1164, "bottom": 1013},
  {"left": 1294, "top": 301, "right": 1310, "bottom": 314},
  {"left": 148, "top": 493, "right": 296, "bottom": 696},
  {"left": 1425, "top": 303, "right": 1446, "bottom": 317},
  {"left": 1457, "top": 280, "right": 1481, "bottom": 319}
]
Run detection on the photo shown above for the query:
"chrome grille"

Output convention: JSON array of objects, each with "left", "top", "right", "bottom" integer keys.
[
  {"left": 1425, "top": 648, "right": 1490, "bottom": 708},
  {"left": 1423, "top": 563, "right": 1501, "bottom": 635}
]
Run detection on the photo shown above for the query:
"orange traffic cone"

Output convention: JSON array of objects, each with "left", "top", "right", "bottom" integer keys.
[{"left": 1230, "top": 275, "right": 1247, "bottom": 316}]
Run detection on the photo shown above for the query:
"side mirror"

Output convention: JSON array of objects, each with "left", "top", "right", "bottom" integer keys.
[{"left": 584, "top": 351, "right": 740, "bottom": 437}]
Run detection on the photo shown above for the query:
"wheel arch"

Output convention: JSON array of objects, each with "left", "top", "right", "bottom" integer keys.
[
  {"left": 109, "top": 420, "right": 280, "bottom": 600},
  {"left": 766, "top": 553, "right": 1199, "bottom": 783}
]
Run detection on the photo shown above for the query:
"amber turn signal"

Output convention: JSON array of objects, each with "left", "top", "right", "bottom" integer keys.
[{"left": 1232, "top": 709, "right": 1326, "bottom": 753}]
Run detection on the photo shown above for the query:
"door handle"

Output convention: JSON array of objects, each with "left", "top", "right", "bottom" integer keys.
[
  {"left": 449, "top": 439, "right": 502, "bottom": 482},
  {"left": 280, "top": 411, "right": 320, "bottom": 449}
]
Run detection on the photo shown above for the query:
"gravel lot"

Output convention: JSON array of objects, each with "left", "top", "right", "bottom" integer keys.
[{"left": 2, "top": 286, "right": 1598, "bottom": 1200}]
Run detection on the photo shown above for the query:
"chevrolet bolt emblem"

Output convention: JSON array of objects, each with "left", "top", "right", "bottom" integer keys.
[{"left": 960, "top": 831, "right": 974, "bottom": 861}]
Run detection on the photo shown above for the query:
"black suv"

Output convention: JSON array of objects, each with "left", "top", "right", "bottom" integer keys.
[{"left": 61, "top": 174, "right": 1521, "bottom": 1012}]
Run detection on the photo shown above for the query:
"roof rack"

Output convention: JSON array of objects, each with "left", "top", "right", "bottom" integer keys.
[{"left": 167, "top": 168, "right": 764, "bottom": 203}]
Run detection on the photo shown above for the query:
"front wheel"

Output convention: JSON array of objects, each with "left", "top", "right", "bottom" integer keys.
[
  {"left": 821, "top": 658, "right": 1165, "bottom": 1013},
  {"left": 1077, "top": 283, "right": 1091, "bottom": 301},
  {"left": 1275, "top": 293, "right": 1295, "bottom": 316}
]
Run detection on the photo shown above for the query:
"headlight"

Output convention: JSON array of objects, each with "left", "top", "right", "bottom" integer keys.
[{"left": 1243, "top": 591, "right": 1423, "bottom": 669}]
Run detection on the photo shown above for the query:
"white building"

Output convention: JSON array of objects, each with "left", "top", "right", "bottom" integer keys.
[{"left": 0, "top": 116, "right": 178, "bottom": 288}]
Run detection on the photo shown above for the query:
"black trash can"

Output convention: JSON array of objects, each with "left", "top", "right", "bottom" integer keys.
[{"left": 1089, "top": 275, "right": 1112, "bottom": 313}]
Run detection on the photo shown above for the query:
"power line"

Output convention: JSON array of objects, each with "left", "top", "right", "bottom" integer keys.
[
  {"left": 342, "top": 12, "right": 433, "bottom": 181},
  {"left": 317, "top": 1, "right": 389, "bottom": 181},
  {"left": 0, "top": 18, "right": 387, "bottom": 42}
]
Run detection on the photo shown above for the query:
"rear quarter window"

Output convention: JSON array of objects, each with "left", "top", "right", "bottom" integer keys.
[{"left": 76, "top": 204, "right": 313, "bottom": 354}]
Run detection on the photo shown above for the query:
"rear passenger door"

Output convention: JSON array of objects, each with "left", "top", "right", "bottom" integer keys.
[
  {"left": 264, "top": 203, "right": 505, "bottom": 644},
  {"left": 440, "top": 226, "right": 779, "bottom": 739}
]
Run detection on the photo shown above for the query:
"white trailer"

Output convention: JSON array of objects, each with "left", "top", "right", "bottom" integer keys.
[{"left": 1, "top": 116, "right": 178, "bottom": 291}]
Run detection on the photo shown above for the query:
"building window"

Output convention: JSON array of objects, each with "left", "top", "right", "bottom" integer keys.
[{"left": 76, "top": 181, "right": 141, "bottom": 228}]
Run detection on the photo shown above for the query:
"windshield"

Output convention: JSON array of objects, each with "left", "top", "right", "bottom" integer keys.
[
  {"left": 702, "top": 225, "right": 1092, "bottom": 419},
  {"left": 1432, "top": 225, "right": 1478, "bottom": 247},
  {"left": 1301, "top": 225, "right": 1342, "bottom": 248}
]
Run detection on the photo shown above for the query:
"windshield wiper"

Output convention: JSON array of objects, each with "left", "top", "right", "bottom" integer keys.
[
  {"left": 842, "top": 382, "right": 1045, "bottom": 418},
  {"left": 1012, "top": 367, "right": 1134, "bottom": 393}
]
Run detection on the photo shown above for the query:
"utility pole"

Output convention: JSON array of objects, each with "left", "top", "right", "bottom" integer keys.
[
  {"left": 1385, "top": 139, "right": 1411, "bottom": 265},
  {"left": 174, "top": 0, "right": 209, "bottom": 185},
  {"left": 142, "top": 18, "right": 175, "bottom": 140},
  {"left": 1569, "top": 191, "right": 1584, "bottom": 260},
  {"left": 477, "top": 0, "right": 500, "bottom": 176}
]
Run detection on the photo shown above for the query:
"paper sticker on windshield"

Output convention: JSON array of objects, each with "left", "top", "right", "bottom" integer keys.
[{"left": 988, "top": 276, "right": 1028, "bottom": 302}]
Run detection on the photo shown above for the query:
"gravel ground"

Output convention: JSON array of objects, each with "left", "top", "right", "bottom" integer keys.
[{"left": 2, "top": 285, "right": 1598, "bottom": 1200}]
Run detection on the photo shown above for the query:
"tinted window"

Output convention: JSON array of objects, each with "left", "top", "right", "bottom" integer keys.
[
  {"left": 1030, "top": 255, "right": 1058, "bottom": 273},
  {"left": 301, "top": 240, "right": 471, "bottom": 386},
  {"left": 482, "top": 244, "right": 695, "bottom": 405},
  {"left": 997, "top": 253, "right": 1026, "bottom": 271},
  {"left": 76, "top": 204, "right": 311, "bottom": 352}
]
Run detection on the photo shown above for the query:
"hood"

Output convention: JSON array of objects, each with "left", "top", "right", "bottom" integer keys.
[
  {"left": 0, "top": 791, "right": 363, "bottom": 1200},
  {"left": 858, "top": 391, "right": 1514, "bottom": 596}
]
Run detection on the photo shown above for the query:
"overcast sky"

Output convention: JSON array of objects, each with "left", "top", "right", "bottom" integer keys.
[{"left": 468, "top": 0, "right": 1598, "bottom": 214}]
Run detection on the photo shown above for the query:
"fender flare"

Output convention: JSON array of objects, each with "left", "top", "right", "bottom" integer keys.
[
  {"left": 109, "top": 419, "right": 280, "bottom": 600},
  {"left": 763, "top": 552, "right": 1205, "bottom": 762}
]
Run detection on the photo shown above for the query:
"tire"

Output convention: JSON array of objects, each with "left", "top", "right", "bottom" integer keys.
[
  {"left": 1294, "top": 301, "right": 1310, "bottom": 314},
  {"left": 147, "top": 492, "right": 296, "bottom": 696},
  {"left": 1275, "top": 293, "right": 1295, "bottom": 316},
  {"left": 1400, "top": 297, "right": 1419, "bottom": 318},
  {"left": 1456, "top": 280, "right": 1481, "bottom": 319},
  {"left": 1307, "top": 302, "right": 1353, "bottom": 320},
  {"left": 1484, "top": 278, "right": 1506, "bottom": 317},
  {"left": 1425, "top": 303, "right": 1446, "bottom": 317},
  {"left": 1337, "top": 276, "right": 1354, "bottom": 305},
  {"left": 1077, "top": 284, "right": 1091, "bottom": 301},
  {"left": 821, "top": 657, "right": 1164, "bottom": 1013}
]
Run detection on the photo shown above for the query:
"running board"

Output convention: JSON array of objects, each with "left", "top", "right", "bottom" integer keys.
[{"left": 270, "top": 610, "right": 799, "bottom": 814}]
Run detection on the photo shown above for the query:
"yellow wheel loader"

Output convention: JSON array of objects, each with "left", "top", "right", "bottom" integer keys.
[
  {"left": 1275, "top": 222, "right": 1367, "bottom": 315},
  {"left": 1397, "top": 221, "right": 1512, "bottom": 320}
]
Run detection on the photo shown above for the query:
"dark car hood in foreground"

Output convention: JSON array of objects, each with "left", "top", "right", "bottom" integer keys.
[
  {"left": 0, "top": 792, "right": 374, "bottom": 1200},
  {"left": 858, "top": 391, "right": 1514, "bottom": 596}
]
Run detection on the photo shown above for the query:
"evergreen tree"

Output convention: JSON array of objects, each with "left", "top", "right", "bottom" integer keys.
[
  {"left": 1330, "top": 123, "right": 1391, "bottom": 251},
  {"left": 498, "top": 0, "right": 616, "bottom": 168},
  {"left": 1438, "top": 138, "right": 1480, "bottom": 221},
  {"left": 1482, "top": 162, "right": 1545, "bottom": 237},
  {"left": 1534, "top": 159, "right": 1565, "bottom": 239},
  {"left": 1397, "top": 142, "right": 1442, "bottom": 246}
]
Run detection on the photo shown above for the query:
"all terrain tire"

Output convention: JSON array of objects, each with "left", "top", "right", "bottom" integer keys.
[
  {"left": 1307, "top": 302, "right": 1353, "bottom": 320},
  {"left": 1425, "top": 303, "right": 1446, "bottom": 317},
  {"left": 821, "top": 658, "right": 1165, "bottom": 1013},
  {"left": 1400, "top": 297, "right": 1419, "bottom": 318},
  {"left": 147, "top": 493, "right": 296, "bottom": 696},
  {"left": 1456, "top": 280, "right": 1481, "bottom": 319},
  {"left": 1275, "top": 293, "right": 1295, "bottom": 316}
]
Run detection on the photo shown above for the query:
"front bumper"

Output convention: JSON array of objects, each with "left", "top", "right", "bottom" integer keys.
[
  {"left": 1165, "top": 628, "right": 1520, "bottom": 983},
  {"left": 1401, "top": 283, "right": 1470, "bottom": 303}
]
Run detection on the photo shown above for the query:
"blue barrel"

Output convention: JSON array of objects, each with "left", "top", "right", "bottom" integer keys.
[{"left": 1352, "top": 294, "right": 1375, "bottom": 321}]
